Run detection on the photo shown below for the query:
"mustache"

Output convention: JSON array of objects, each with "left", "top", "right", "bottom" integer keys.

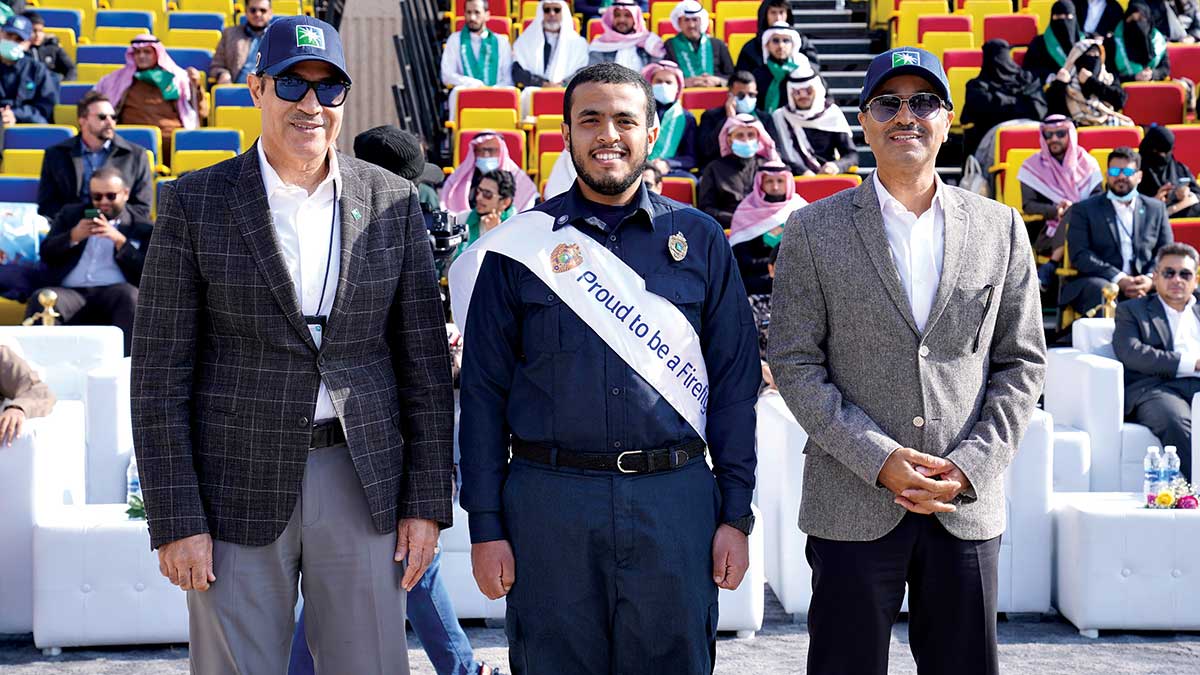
[
  {"left": 886, "top": 124, "right": 923, "bottom": 135},
  {"left": 288, "top": 115, "right": 325, "bottom": 126}
]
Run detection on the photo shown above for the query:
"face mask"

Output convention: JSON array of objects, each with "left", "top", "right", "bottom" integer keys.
[
  {"left": 731, "top": 139, "right": 759, "bottom": 159},
  {"left": 1108, "top": 189, "right": 1136, "bottom": 203},
  {"left": 652, "top": 83, "right": 677, "bottom": 105},
  {"left": 475, "top": 157, "right": 500, "bottom": 173},
  {"left": 0, "top": 40, "right": 23, "bottom": 62},
  {"left": 734, "top": 96, "right": 757, "bottom": 114},
  {"left": 764, "top": 192, "right": 787, "bottom": 203}
]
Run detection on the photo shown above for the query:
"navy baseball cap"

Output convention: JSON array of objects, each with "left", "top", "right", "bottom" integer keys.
[
  {"left": 859, "top": 47, "right": 952, "bottom": 110},
  {"left": 3, "top": 15, "right": 32, "bottom": 42},
  {"left": 254, "top": 16, "right": 351, "bottom": 84}
]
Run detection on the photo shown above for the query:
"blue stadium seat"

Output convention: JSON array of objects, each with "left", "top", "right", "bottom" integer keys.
[
  {"left": 167, "top": 48, "right": 214, "bottom": 71},
  {"left": 95, "top": 10, "right": 155, "bottom": 31},
  {"left": 0, "top": 177, "right": 40, "bottom": 202},
  {"left": 117, "top": 126, "right": 162, "bottom": 165},
  {"left": 213, "top": 85, "right": 252, "bottom": 107},
  {"left": 174, "top": 128, "right": 242, "bottom": 155},
  {"left": 77, "top": 45, "right": 131, "bottom": 65},
  {"left": 168, "top": 12, "right": 226, "bottom": 32},
  {"left": 37, "top": 9, "right": 84, "bottom": 39},
  {"left": 3, "top": 126, "right": 76, "bottom": 150},
  {"left": 59, "top": 83, "right": 95, "bottom": 106}
]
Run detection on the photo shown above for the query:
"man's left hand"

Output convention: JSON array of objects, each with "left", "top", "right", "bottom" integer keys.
[
  {"left": 92, "top": 217, "right": 128, "bottom": 250},
  {"left": 898, "top": 463, "right": 973, "bottom": 513},
  {"left": 819, "top": 162, "right": 840, "bottom": 175},
  {"left": 711, "top": 524, "right": 749, "bottom": 590},
  {"left": 0, "top": 106, "right": 15, "bottom": 127},
  {"left": 0, "top": 406, "right": 25, "bottom": 446},
  {"left": 395, "top": 518, "right": 439, "bottom": 591}
]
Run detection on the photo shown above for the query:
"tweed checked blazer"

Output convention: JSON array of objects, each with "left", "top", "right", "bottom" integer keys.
[
  {"left": 131, "top": 146, "right": 455, "bottom": 550},
  {"left": 767, "top": 178, "right": 1046, "bottom": 542}
]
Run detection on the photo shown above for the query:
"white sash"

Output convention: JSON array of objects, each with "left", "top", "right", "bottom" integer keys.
[{"left": 449, "top": 211, "right": 709, "bottom": 440}]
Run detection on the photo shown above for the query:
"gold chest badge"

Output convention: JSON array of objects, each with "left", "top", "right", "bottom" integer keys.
[
  {"left": 668, "top": 232, "right": 688, "bottom": 262},
  {"left": 551, "top": 243, "right": 583, "bottom": 273}
]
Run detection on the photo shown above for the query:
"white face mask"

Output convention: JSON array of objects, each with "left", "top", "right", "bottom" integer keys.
[
  {"left": 0, "top": 40, "right": 24, "bottom": 62},
  {"left": 475, "top": 157, "right": 500, "bottom": 173},
  {"left": 734, "top": 96, "right": 757, "bottom": 114},
  {"left": 652, "top": 82, "right": 678, "bottom": 105}
]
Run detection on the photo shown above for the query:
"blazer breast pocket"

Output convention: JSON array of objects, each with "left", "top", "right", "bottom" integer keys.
[{"left": 941, "top": 285, "right": 995, "bottom": 354}]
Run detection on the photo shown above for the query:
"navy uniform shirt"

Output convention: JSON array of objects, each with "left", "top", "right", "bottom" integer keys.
[{"left": 459, "top": 183, "right": 761, "bottom": 544}]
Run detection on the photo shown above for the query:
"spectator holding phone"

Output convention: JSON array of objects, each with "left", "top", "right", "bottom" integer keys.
[
  {"left": 0, "top": 14, "right": 57, "bottom": 124},
  {"left": 1140, "top": 125, "right": 1200, "bottom": 219}
]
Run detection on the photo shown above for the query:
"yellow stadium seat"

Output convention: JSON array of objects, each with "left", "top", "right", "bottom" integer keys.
[
  {"left": 1001, "top": 148, "right": 1039, "bottom": 213},
  {"left": 460, "top": 107, "right": 520, "bottom": 130},
  {"left": 172, "top": 149, "right": 236, "bottom": 174},
  {"left": 117, "top": 124, "right": 164, "bottom": 168},
  {"left": 946, "top": 66, "right": 979, "bottom": 133},
  {"left": 272, "top": 0, "right": 302, "bottom": 15},
  {"left": 892, "top": 3, "right": 950, "bottom": 47},
  {"left": 40, "top": 0, "right": 99, "bottom": 39},
  {"left": 919, "top": 31, "right": 975, "bottom": 62},
  {"left": 1022, "top": 0, "right": 1055, "bottom": 32},
  {"left": 94, "top": 27, "right": 148, "bottom": 44},
  {"left": 727, "top": 32, "right": 754, "bottom": 60},
  {"left": 1, "top": 150, "right": 46, "bottom": 175},
  {"left": 77, "top": 63, "right": 123, "bottom": 80},
  {"left": 177, "top": 0, "right": 234, "bottom": 25},
  {"left": 714, "top": 1, "right": 758, "bottom": 41},
  {"left": 521, "top": 0, "right": 539, "bottom": 21},
  {"left": 961, "top": 0, "right": 1013, "bottom": 43},
  {"left": 165, "top": 28, "right": 222, "bottom": 50},
  {"left": 539, "top": 151, "right": 559, "bottom": 185},
  {"left": 215, "top": 107, "right": 262, "bottom": 151},
  {"left": 54, "top": 104, "right": 78, "bottom": 126},
  {"left": 1090, "top": 148, "right": 1112, "bottom": 173},
  {"left": 107, "top": 0, "right": 168, "bottom": 30},
  {"left": 45, "top": 28, "right": 78, "bottom": 61}
]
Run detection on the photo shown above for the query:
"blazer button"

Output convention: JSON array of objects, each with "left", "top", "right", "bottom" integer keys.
[
  {"left": 912, "top": 416, "right": 925, "bottom": 428},
  {"left": 299, "top": 416, "right": 310, "bottom": 428},
  {"left": 919, "top": 345, "right": 930, "bottom": 358}
]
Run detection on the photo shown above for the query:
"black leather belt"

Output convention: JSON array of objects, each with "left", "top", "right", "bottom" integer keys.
[
  {"left": 310, "top": 420, "right": 346, "bottom": 449},
  {"left": 511, "top": 438, "right": 707, "bottom": 474}
]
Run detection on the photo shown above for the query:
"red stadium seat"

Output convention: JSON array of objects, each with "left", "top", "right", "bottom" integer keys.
[
  {"left": 452, "top": 0, "right": 507, "bottom": 18},
  {"left": 454, "top": 16, "right": 512, "bottom": 35},
  {"left": 588, "top": 18, "right": 604, "bottom": 41},
  {"left": 1011, "top": 46, "right": 1026, "bottom": 66},
  {"left": 681, "top": 88, "right": 728, "bottom": 111},
  {"left": 723, "top": 18, "right": 757, "bottom": 35},
  {"left": 531, "top": 88, "right": 565, "bottom": 117},
  {"left": 793, "top": 175, "right": 862, "bottom": 202},
  {"left": 983, "top": 14, "right": 1038, "bottom": 46},
  {"left": 661, "top": 177, "right": 696, "bottom": 205},
  {"left": 1169, "top": 125, "right": 1200, "bottom": 177},
  {"left": 458, "top": 130, "right": 526, "bottom": 170},
  {"left": 538, "top": 131, "right": 564, "bottom": 154},
  {"left": 994, "top": 126, "right": 1042, "bottom": 167},
  {"left": 1171, "top": 218, "right": 1200, "bottom": 250},
  {"left": 942, "top": 49, "right": 983, "bottom": 70},
  {"left": 1075, "top": 126, "right": 1142, "bottom": 151},
  {"left": 456, "top": 88, "right": 519, "bottom": 117},
  {"left": 917, "top": 15, "right": 972, "bottom": 43},
  {"left": 1167, "top": 44, "right": 1200, "bottom": 86},
  {"left": 1122, "top": 82, "right": 1187, "bottom": 126}
]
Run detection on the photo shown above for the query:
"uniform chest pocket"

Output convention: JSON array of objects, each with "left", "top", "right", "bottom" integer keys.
[
  {"left": 644, "top": 273, "right": 706, "bottom": 331},
  {"left": 518, "top": 281, "right": 587, "bottom": 353}
]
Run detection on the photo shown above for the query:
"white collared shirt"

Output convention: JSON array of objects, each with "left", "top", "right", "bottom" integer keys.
[
  {"left": 873, "top": 171, "right": 946, "bottom": 333},
  {"left": 1112, "top": 197, "right": 1136, "bottom": 280},
  {"left": 1160, "top": 296, "right": 1200, "bottom": 377},
  {"left": 257, "top": 142, "right": 341, "bottom": 422},
  {"left": 62, "top": 218, "right": 129, "bottom": 288}
]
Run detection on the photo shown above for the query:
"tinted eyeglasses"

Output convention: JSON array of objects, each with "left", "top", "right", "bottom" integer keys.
[
  {"left": 1042, "top": 128, "right": 1069, "bottom": 140},
  {"left": 543, "top": 6, "right": 562, "bottom": 13},
  {"left": 91, "top": 113, "right": 116, "bottom": 121},
  {"left": 91, "top": 192, "right": 120, "bottom": 201},
  {"left": 1160, "top": 267, "right": 1195, "bottom": 281},
  {"left": 271, "top": 75, "right": 350, "bottom": 107},
  {"left": 1107, "top": 166, "right": 1137, "bottom": 178},
  {"left": 475, "top": 187, "right": 497, "bottom": 200},
  {"left": 246, "top": 6, "right": 270, "bottom": 13},
  {"left": 861, "top": 93, "right": 946, "bottom": 123}
]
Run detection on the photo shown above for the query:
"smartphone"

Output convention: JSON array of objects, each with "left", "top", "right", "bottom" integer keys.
[
  {"left": 1180, "top": 177, "right": 1193, "bottom": 185},
  {"left": 84, "top": 208, "right": 100, "bottom": 219}
]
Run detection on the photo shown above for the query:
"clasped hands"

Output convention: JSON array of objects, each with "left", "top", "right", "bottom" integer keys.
[{"left": 879, "top": 447, "right": 971, "bottom": 515}]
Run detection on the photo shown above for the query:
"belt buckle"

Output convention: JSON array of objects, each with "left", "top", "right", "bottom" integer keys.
[
  {"left": 616, "top": 450, "right": 641, "bottom": 474},
  {"left": 671, "top": 449, "right": 688, "bottom": 468}
]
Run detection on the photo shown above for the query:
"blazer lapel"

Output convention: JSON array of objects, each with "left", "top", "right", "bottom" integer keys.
[
  {"left": 852, "top": 179, "right": 920, "bottom": 336},
  {"left": 924, "top": 187, "right": 968, "bottom": 334},
  {"left": 1147, "top": 296, "right": 1173, "bottom": 350},
  {"left": 1101, "top": 198, "right": 1122, "bottom": 263},
  {"left": 227, "top": 146, "right": 316, "bottom": 351},
  {"left": 322, "top": 154, "right": 368, "bottom": 346},
  {"left": 1132, "top": 197, "right": 1147, "bottom": 273}
]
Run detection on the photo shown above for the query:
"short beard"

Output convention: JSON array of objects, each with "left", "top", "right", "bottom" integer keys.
[
  {"left": 1110, "top": 182, "right": 1135, "bottom": 197},
  {"left": 569, "top": 138, "right": 645, "bottom": 197}
]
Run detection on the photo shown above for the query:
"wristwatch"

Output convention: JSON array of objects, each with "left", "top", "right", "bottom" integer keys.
[{"left": 725, "top": 514, "right": 755, "bottom": 536}]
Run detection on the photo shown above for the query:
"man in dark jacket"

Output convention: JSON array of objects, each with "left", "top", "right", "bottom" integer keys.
[
  {"left": 0, "top": 14, "right": 56, "bottom": 124},
  {"left": 697, "top": 70, "right": 781, "bottom": 169},
  {"left": 37, "top": 91, "right": 153, "bottom": 222},
  {"left": 29, "top": 167, "right": 152, "bottom": 355},
  {"left": 24, "top": 11, "right": 74, "bottom": 82},
  {"left": 734, "top": 0, "right": 819, "bottom": 73}
]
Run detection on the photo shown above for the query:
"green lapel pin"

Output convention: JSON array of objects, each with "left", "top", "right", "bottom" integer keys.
[{"left": 351, "top": 208, "right": 362, "bottom": 220}]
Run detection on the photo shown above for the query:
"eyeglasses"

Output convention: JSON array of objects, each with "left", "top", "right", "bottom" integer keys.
[
  {"left": 768, "top": 36, "right": 793, "bottom": 45},
  {"left": 270, "top": 75, "right": 350, "bottom": 107},
  {"left": 475, "top": 187, "right": 496, "bottom": 200},
  {"left": 1042, "top": 129, "right": 1069, "bottom": 140},
  {"left": 91, "top": 192, "right": 120, "bottom": 201},
  {"left": 1107, "top": 166, "right": 1137, "bottom": 177},
  {"left": 861, "top": 93, "right": 946, "bottom": 123},
  {"left": 91, "top": 113, "right": 115, "bottom": 121},
  {"left": 543, "top": 6, "right": 562, "bottom": 13},
  {"left": 246, "top": 7, "right": 270, "bottom": 13},
  {"left": 1160, "top": 267, "right": 1195, "bottom": 281}
]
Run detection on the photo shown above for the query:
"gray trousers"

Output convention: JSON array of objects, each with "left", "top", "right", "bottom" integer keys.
[{"left": 187, "top": 444, "right": 409, "bottom": 675}]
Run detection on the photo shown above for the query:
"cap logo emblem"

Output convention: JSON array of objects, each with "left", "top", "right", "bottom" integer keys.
[
  {"left": 296, "top": 25, "right": 325, "bottom": 49},
  {"left": 892, "top": 51, "right": 919, "bottom": 67}
]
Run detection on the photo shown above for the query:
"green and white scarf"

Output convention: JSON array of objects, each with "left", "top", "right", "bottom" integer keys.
[
  {"left": 1042, "top": 25, "right": 1070, "bottom": 68},
  {"left": 648, "top": 102, "right": 687, "bottom": 161},
  {"left": 1111, "top": 22, "right": 1166, "bottom": 78},
  {"left": 763, "top": 60, "right": 798, "bottom": 112},
  {"left": 134, "top": 67, "right": 180, "bottom": 101},
  {"left": 669, "top": 34, "right": 713, "bottom": 78},
  {"left": 460, "top": 26, "right": 500, "bottom": 86}
]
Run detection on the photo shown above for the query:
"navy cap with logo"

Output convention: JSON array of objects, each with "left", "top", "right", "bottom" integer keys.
[
  {"left": 859, "top": 47, "right": 952, "bottom": 110},
  {"left": 254, "top": 15, "right": 351, "bottom": 85},
  {"left": 2, "top": 15, "right": 32, "bottom": 42}
]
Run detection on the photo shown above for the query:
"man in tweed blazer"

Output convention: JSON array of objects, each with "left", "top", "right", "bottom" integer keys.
[
  {"left": 131, "top": 17, "right": 453, "bottom": 674},
  {"left": 768, "top": 48, "right": 1046, "bottom": 674}
]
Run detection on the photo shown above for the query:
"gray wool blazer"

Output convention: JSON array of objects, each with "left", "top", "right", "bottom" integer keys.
[{"left": 767, "top": 177, "right": 1046, "bottom": 542}]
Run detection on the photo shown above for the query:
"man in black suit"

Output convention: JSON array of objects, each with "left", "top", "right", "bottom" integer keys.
[
  {"left": 1113, "top": 242, "right": 1200, "bottom": 480},
  {"left": 696, "top": 70, "right": 780, "bottom": 170},
  {"left": 36, "top": 91, "right": 153, "bottom": 222},
  {"left": 29, "top": 166, "right": 151, "bottom": 355},
  {"left": 1063, "top": 146, "right": 1173, "bottom": 315}
]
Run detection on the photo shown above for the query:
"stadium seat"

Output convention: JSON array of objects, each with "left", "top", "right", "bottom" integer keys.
[
  {"left": 920, "top": 32, "right": 975, "bottom": 62},
  {"left": 40, "top": 0, "right": 98, "bottom": 38},
  {"left": 0, "top": 176, "right": 40, "bottom": 203},
  {"left": 152, "top": 176, "right": 174, "bottom": 218},
  {"left": 212, "top": 84, "right": 253, "bottom": 109},
  {"left": 1075, "top": 126, "right": 1143, "bottom": 152},
  {"left": 990, "top": 125, "right": 1042, "bottom": 202},
  {"left": 1168, "top": 125, "right": 1200, "bottom": 179},
  {"left": 714, "top": 2, "right": 759, "bottom": 41},
  {"left": 94, "top": 26, "right": 148, "bottom": 44},
  {"left": 165, "top": 29, "right": 222, "bottom": 50},
  {"left": 522, "top": 16, "right": 582, "bottom": 32},
  {"left": 946, "top": 67, "right": 980, "bottom": 131},
  {"left": 722, "top": 18, "right": 757, "bottom": 37},
  {"left": 77, "top": 45, "right": 131, "bottom": 65},
  {"left": 448, "top": 0, "right": 507, "bottom": 20},
  {"left": 892, "top": 3, "right": 949, "bottom": 48},
  {"left": 1122, "top": 82, "right": 1187, "bottom": 126},
  {"left": 44, "top": 28, "right": 78, "bottom": 62},
  {"left": 54, "top": 84, "right": 93, "bottom": 125},
  {"left": 943, "top": 48, "right": 983, "bottom": 70},
  {"left": 1022, "top": 0, "right": 1055, "bottom": 31},
  {"left": 76, "top": 63, "right": 122, "bottom": 80},
  {"left": 961, "top": 0, "right": 1013, "bottom": 43},
  {"left": 171, "top": 149, "right": 236, "bottom": 174},
  {"left": 175, "top": 0, "right": 235, "bottom": 25},
  {"left": 530, "top": 88, "right": 565, "bottom": 118},
  {"left": 587, "top": 18, "right": 604, "bottom": 42},
  {"left": 983, "top": 13, "right": 1038, "bottom": 46},
  {"left": 650, "top": 3, "right": 678, "bottom": 31},
  {"left": 271, "top": 0, "right": 304, "bottom": 15},
  {"left": 1167, "top": 44, "right": 1200, "bottom": 86},
  {"left": 455, "top": 87, "right": 519, "bottom": 119},
  {"left": 215, "top": 107, "right": 262, "bottom": 151},
  {"left": 793, "top": 175, "right": 862, "bottom": 203},
  {"left": 460, "top": 108, "right": 519, "bottom": 130},
  {"left": 456, "top": 130, "right": 525, "bottom": 170},
  {"left": 37, "top": 8, "right": 84, "bottom": 39},
  {"left": 1088, "top": 147, "right": 1111, "bottom": 173},
  {"left": 107, "top": 0, "right": 168, "bottom": 30},
  {"left": 95, "top": 9, "right": 155, "bottom": 32},
  {"left": 1, "top": 150, "right": 45, "bottom": 176},
  {"left": 1171, "top": 217, "right": 1200, "bottom": 250},
  {"left": 661, "top": 177, "right": 696, "bottom": 205},
  {"left": 1011, "top": 46, "right": 1026, "bottom": 65},
  {"left": 538, "top": 151, "right": 560, "bottom": 191},
  {"left": 116, "top": 125, "right": 163, "bottom": 167},
  {"left": 916, "top": 15, "right": 971, "bottom": 43},
  {"left": 167, "top": 48, "right": 215, "bottom": 72},
  {"left": 681, "top": 87, "right": 727, "bottom": 112},
  {"left": 1000, "top": 148, "right": 1039, "bottom": 213},
  {"left": 452, "top": 16, "right": 513, "bottom": 36},
  {"left": 3, "top": 125, "right": 76, "bottom": 150},
  {"left": 168, "top": 12, "right": 228, "bottom": 32},
  {"left": 173, "top": 128, "right": 243, "bottom": 167},
  {"left": 727, "top": 32, "right": 754, "bottom": 61}
]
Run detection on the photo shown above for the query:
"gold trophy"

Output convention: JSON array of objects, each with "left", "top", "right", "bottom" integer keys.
[
  {"left": 1084, "top": 283, "right": 1120, "bottom": 319},
  {"left": 21, "top": 289, "right": 60, "bottom": 326}
]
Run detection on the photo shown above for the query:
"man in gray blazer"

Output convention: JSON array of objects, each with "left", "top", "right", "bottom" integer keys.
[
  {"left": 1113, "top": 242, "right": 1200, "bottom": 480},
  {"left": 131, "top": 17, "right": 453, "bottom": 675},
  {"left": 768, "top": 47, "right": 1046, "bottom": 674}
]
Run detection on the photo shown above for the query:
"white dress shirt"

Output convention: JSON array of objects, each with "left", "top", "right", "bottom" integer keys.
[
  {"left": 1160, "top": 296, "right": 1200, "bottom": 377},
  {"left": 873, "top": 171, "right": 946, "bottom": 333},
  {"left": 440, "top": 29, "right": 514, "bottom": 88},
  {"left": 1112, "top": 197, "right": 1136, "bottom": 280},
  {"left": 62, "top": 219, "right": 129, "bottom": 288},
  {"left": 257, "top": 143, "right": 341, "bottom": 422}
]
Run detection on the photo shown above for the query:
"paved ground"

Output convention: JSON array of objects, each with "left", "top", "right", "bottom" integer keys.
[{"left": 3, "top": 587, "right": 1199, "bottom": 674}]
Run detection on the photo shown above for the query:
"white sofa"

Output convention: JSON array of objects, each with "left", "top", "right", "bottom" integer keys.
[
  {"left": 1045, "top": 318, "right": 1200, "bottom": 492},
  {"left": 0, "top": 326, "right": 126, "bottom": 634},
  {"left": 754, "top": 391, "right": 1055, "bottom": 619}
]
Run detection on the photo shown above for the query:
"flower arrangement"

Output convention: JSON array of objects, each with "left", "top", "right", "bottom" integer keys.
[{"left": 1146, "top": 478, "right": 1199, "bottom": 510}]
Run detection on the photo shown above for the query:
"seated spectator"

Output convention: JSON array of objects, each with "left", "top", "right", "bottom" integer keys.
[
  {"left": 642, "top": 60, "right": 698, "bottom": 176},
  {"left": 1024, "top": 1, "right": 1084, "bottom": 84},
  {"left": 0, "top": 15, "right": 55, "bottom": 124},
  {"left": 511, "top": 0, "right": 588, "bottom": 88},
  {"left": 210, "top": 0, "right": 271, "bottom": 85},
  {"left": 0, "top": 343, "right": 54, "bottom": 446},
  {"left": 1075, "top": 0, "right": 1124, "bottom": 37},
  {"left": 1046, "top": 37, "right": 1130, "bottom": 125},
  {"left": 37, "top": 91, "right": 153, "bottom": 222},
  {"left": 1106, "top": 2, "right": 1171, "bottom": 82},
  {"left": 1062, "top": 146, "right": 1172, "bottom": 314},
  {"left": 754, "top": 24, "right": 813, "bottom": 114},
  {"left": 728, "top": 160, "right": 806, "bottom": 296},
  {"left": 1169, "top": 0, "right": 1200, "bottom": 42},
  {"left": 772, "top": 64, "right": 855, "bottom": 176},
  {"left": 587, "top": 1, "right": 665, "bottom": 70},
  {"left": 575, "top": 0, "right": 646, "bottom": 23},
  {"left": 441, "top": 0, "right": 513, "bottom": 88},
  {"left": 353, "top": 125, "right": 443, "bottom": 215},
  {"left": 1139, "top": 124, "right": 1200, "bottom": 218},
  {"left": 95, "top": 35, "right": 206, "bottom": 158},
  {"left": 441, "top": 131, "right": 537, "bottom": 213},
  {"left": 1017, "top": 115, "right": 1103, "bottom": 288},
  {"left": 698, "top": 112, "right": 781, "bottom": 228},
  {"left": 735, "top": 0, "right": 819, "bottom": 74},
  {"left": 457, "top": 169, "right": 515, "bottom": 246},
  {"left": 696, "top": 70, "right": 781, "bottom": 169},
  {"left": 962, "top": 39, "right": 1049, "bottom": 158},
  {"left": 1145, "top": 0, "right": 1191, "bottom": 42},
  {"left": 665, "top": 1, "right": 734, "bottom": 88},
  {"left": 23, "top": 11, "right": 74, "bottom": 82},
  {"left": 1112, "top": 242, "right": 1200, "bottom": 481},
  {"left": 641, "top": 162, "right": 663, "bottom": 193},
  {"left": 30, "top": 167, "right": 152, "bottom": 355}
]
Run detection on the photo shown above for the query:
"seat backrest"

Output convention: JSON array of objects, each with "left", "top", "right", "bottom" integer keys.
[
  {"left": 994, "top": 125, "right": 1042, "bottom": 168},
  {"left": 116, "top": 125, "right": 162, "bottom": 165},
  {"left": 681, "top": 87, "right": 726, "bottom": 112},
  {"left": 452, "top": 16, "right": 512, "bottom": 36},
  {"left": 1167, "top": 125, "right": 1200, "bottom": 178},
  {"left": 95, "top": 9, "right": 155, "bottom": 31},
  {"left": 1122, "top": 82, "right": 1186, "bottom": 126},
  {"left": 1, "top": 150, "right": 46, "bottom": 176},
  {"left": 176, "top": 0, "right": 235, "bottom": 23},
  {"left": 460, "top": 108, "right": 519, "bottom": 131},
  {"left": 943, "top": 48, "right": 983, "bottom": 70},
  {"left": 1071, "top": 318, "right": 1116, "bottom": 359},
  {"left": 538, "top": 151, "right": 560, "bottom": 184},
  {"left": 660, "top": 177, "right": 696, "bottom": 205},
  {"left": 212, "top": 84, "right": 253, "bottom": 108},
  {"left": 215, "top": 107, "right": 262, "bottom": 151},
  {"left": 451, "top": 0, "right": 507, "bottom": 18},
  {"left": 983, "top": 13, "right": 1038, "bottom": 46},
  {"left": 458, "top": 130, "right": 526, "bottom": 170},
  {"left": 531, "top": 88, "right": 565, "bottom": 117},
  {"left": 896, "top": 5, "right": 951, "bottom": 47},
  {"left": 1076, "top": 126, "right": 1143, "bottom": 151},
  {"left": 165, "top": 28, "right": 222, "bottom": 50},
  {"left": 920, "top": 31, "right": 975, "bottom": 61},
  {"left": 1169, "top": 217, "right": 1200, "bottom": 251},
  {"left": 1003, "top": 148, "right": 1039, "bottom": 212},
  {"left": 947, "top": 67, "right": 981, "bottom": 121},
  {"left": 37, "top": 8, "right": 84, "bottom": 38},
  {"left": 0, "top": 177, "right": 41, "bottom": 203},
  {"left": 167, "top": 47, "right": 215, "bottom": 72},
  {"left": 794, "top": 175, "right": 862, "bottom": 202},
  {"left": 77, "top": 45, "right": 130, "bottom": 65},
  {"left": 172, "top": 128, "right": 242, "bottom": 155},
  {"left": 917, "top": 15, "right": 971, "bottom": 43},
  {"left": 168, "top": 11, "right": 227, "bottom": 32},
  {"left": 40, "top": 0, "right": 98, "bottom": 36},
  {"left": 3, "top": 125, "right": 76, "bottom": 150},
  {"left": 1023, "top": 0, "right": 1055, "bottom": 31},
  {"left": 172, "top": 149, "right": 237, "bottom": 175},
  {"left": 536, "top": 130, "right": 564, "bottom": 155},
  {"left": 1167, "top": 43, "right": 1200, "bottom": 85},
  {"left": 93, "top": 26, "right": 146, "bottom": 45},
  {"left": 727, "top": 32, "right": 754, "bottom": 60},
  {"left": 962, "top": 0, "right": 1013, "bottom": 42},
  {"left": 456, "top": 87, "right": 520, "bottom": 116},
  {"left": 44, "top": 28, "right": 78, "bottom": 61},
  {"left": 588, "top": 18, "right": 604, "bottom": 41}
]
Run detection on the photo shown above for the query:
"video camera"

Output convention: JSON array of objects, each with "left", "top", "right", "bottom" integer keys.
[{"left": 428, "top": 210, "right": 465, "bottom": 262}]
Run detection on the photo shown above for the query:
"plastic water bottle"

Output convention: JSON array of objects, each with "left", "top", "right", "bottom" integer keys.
[
  {"left": 1163, "top": 446, "right": 1182, "bottom": 486},
  {"left": 1144, "top": 446, "right": 1163, "bottom": 504},
  {"left": 126, "top": 454, "right": 142, "bottom": 504}
]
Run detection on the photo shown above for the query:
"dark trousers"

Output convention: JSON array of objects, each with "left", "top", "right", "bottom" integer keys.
[
  {"left": 1065, "top": 276, "right": 1134, "bottom": 315},
  {"left": 25, "top": 283, "right": 138, "bottom": 355},
  {"left": 502, "top": 457, "right": 720, "bottom": 675},
  {"left": 1132, "top": 378, "right": 1200, "bottom": 480},
  {"left": 806, "top": 513, "right": 1002, "bottom": 675}
]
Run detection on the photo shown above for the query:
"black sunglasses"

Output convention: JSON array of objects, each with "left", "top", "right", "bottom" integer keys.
[
  {"left": 91, "top": 192, "right": 119, "bottom": 201},
  {"left": 246, "top": 7, "right": 270, "bottom": 13},
  {"left": 543, "top": 6, "right": 562, "bottom": 13},
  {"left": 92, "top": 113, "right": 116, "bottom": 121},
  {"left": 271, "top": 75, "right": 350, "bottom": 107},
  {"left": 1042, "top": 128, "right": 1069, "bottom": 140},
  {"left": 862, "top": 92, "right": 947, "bottom": 123},
  {"left": 1161, "top": 267, "right": 1195, "bottom": 281}
]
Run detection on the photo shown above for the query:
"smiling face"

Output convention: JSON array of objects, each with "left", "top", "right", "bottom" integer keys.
[
  {"left": 612, "top": 7, "right": 636, "bottom": 33},
  {"left": 90, "top": 173, "right": 130, "bottom": 218},
  {"left": 249, "top": 60, "right": 344, "bottom": 175},
  {"left": 1155, "top": 254, "right": 1199, "bottom": 305},
  {"left": 857, "top": 74, "right": 952, "bottom": 173},
  {"left": 563, "top": 80, "right": 658, "bottom": 200}
]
